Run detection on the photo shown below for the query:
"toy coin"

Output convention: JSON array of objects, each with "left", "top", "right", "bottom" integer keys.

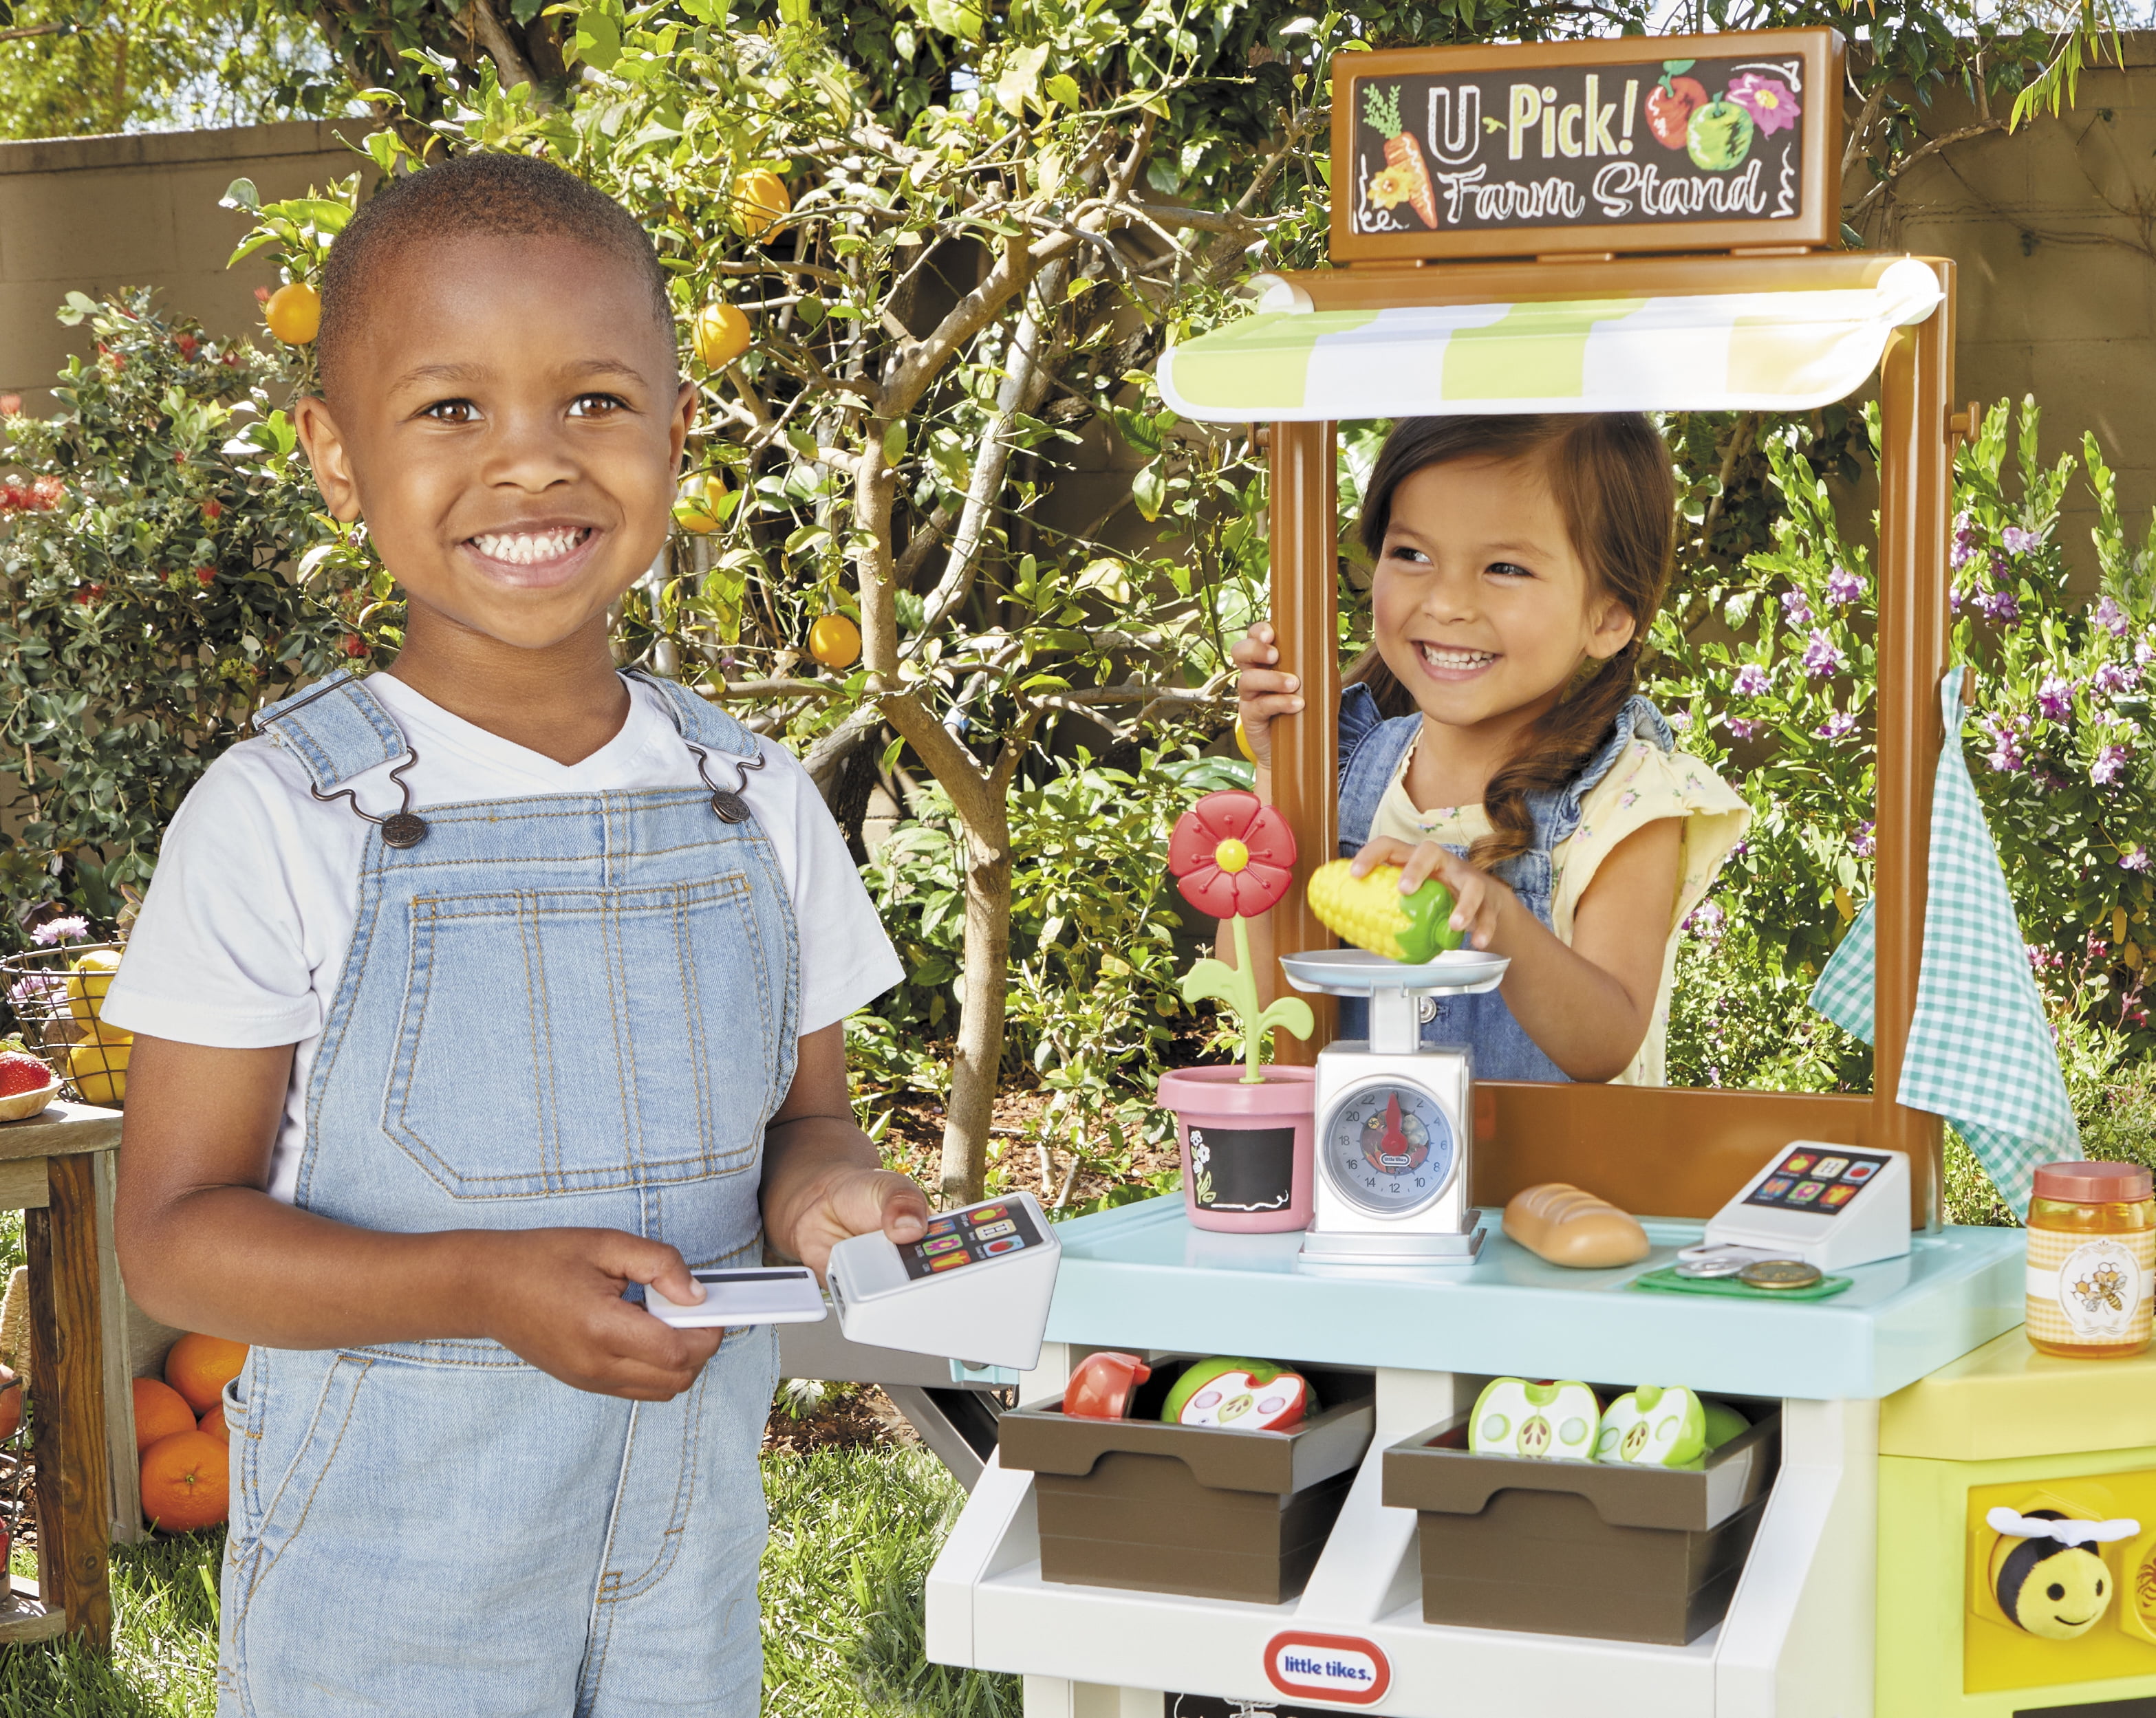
[
  {"left": 1674, "top": 1254, "right": 1749, "bottom": 1279},
  {"left": 1738, "top": 1259, "right": 1823, "bottom": 1291}
]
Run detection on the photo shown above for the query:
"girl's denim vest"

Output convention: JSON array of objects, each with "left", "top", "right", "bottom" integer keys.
[{"left": 1334, "top": 681, "right": 1674, "bottom": 1083}]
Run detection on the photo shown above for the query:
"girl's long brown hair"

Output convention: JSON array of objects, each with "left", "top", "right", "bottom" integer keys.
[{"left": 1345, "top": 414, "right": 1675, "bottom": 871}]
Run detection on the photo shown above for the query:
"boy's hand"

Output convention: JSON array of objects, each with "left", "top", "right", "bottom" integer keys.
[
  {"left": 470, "top": 1227, "right": 725, "bottom": 1401},
  {"left": 1231, "top": 622, "right": 1302, "bottom": 773},
  {"left": 766, "top": 1164, "right": 929, "bottom": 1281},
  {"left": 1348, "top": 836, "right": 1518, "bottom": 953}
]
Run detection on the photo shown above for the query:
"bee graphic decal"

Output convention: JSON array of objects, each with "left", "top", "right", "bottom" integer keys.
[{"left": 2073, "top": 1261, "right": 2130, "bottom": 1317}]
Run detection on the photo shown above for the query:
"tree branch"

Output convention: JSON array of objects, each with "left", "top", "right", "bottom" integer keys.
[{"left": 460, "top": 0, "right": 542, "bottom": 95}]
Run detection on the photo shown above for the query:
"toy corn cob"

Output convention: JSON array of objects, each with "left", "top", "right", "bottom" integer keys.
[{"left": 1307, "top": 859, "right": 1464, "bottom": 964}]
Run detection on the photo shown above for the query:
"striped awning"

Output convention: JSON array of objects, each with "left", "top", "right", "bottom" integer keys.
[{"left": 1157, "top": 257, "right": 1944, "bottom": 422}]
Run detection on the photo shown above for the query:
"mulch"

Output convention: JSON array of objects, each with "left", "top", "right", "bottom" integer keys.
[{"left": 762, "top": 1384, "right": 918, "bottom": 1455}]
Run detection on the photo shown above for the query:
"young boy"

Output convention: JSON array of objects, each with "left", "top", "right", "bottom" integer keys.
[{"left": 105, "top": 153, "right": 927, "bottom": 1717}]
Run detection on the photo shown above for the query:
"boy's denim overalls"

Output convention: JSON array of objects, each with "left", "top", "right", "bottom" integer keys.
[
  {"left": 1334, "top": 681, "right": 1674, "bottom": 1081},
  {"left": 218, "top": 671, "right": 793, "bottom": 1717}
]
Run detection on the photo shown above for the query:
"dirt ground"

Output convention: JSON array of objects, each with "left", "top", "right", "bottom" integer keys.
[
  {"left": 870, "top": 1085, "right": 1182, "bottom": 1215},
  {"left": 762, "top": 1383, "right": 920, "bottom": 1455}
]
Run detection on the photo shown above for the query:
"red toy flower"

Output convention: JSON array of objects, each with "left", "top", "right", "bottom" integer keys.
[{"left": 1167, "top": 791, "right": 1297, "bottom": 919}]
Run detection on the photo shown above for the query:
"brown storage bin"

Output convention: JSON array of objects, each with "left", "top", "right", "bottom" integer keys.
[
  {"left": 998, "top": 1358, "right": 1375, "bottom": 1605},
  {"left": 1381, "top": 1395, "right": 1781, "bottom": 1645}
]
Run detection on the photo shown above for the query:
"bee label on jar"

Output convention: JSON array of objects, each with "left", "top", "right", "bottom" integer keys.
[{"left": 2028, "top": 1231, "right": 2155, "bottom": 1349}]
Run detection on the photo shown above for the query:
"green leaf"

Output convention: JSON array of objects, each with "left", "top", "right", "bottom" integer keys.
[
  {"left": 1132, "top": 459, "right": 1166, "bottom": 523},
  {"left": 914, "top": 0, "right": 981, "bottom": 42},
  {"left": 1044, "top": 73, "right": 1080, "bottom": 108},
  {"left": 994, "top": 41, "right": 1048, "bottom": 116},
  {"left": 573, "top": 6, "right": 622, "bottom": 69},
  {"left": 220, "top": 178, "right": 260, "bottom": 213},
  {"left": 882, "top": 422, "right": 908, "bottom": 465}
]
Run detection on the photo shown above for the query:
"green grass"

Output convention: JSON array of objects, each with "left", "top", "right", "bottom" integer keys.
[{"left": 0, "top": 1446, "right": 1013, "bottom": 1717}]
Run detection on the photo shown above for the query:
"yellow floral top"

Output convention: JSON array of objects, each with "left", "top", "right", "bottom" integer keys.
[{"left": 1368, "top": 735, "right": 1752, "bottom": 1085}]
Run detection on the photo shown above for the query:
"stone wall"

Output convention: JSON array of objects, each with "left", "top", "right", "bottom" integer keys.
[{"left": 0, "top": 120, "right": 360, "bottom": 411}]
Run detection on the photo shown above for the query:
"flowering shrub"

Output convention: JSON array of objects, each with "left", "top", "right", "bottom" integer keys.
[
  {"left": 0, "top": 290, "right": 378, "bottom": 932},
  {"left": 1650, "top": 397, "right": 2156, "bottom": 1052}
]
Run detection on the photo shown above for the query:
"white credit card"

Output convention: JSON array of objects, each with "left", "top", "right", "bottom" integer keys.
[{"left": 641, "top": 1266, "right": 828, "bottom": 1327}]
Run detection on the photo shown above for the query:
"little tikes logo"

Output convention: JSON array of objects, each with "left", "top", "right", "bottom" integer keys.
[{"left": 1263, "top": 1631, "right": 1392, "bottom": 1706}]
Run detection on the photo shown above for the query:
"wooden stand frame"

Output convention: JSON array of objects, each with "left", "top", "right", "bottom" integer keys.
[{"left": 1262, "top": 251, "right": 1954, "bottom": 1229}]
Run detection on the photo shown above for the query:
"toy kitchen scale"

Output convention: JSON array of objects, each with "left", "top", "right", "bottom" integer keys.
[{"left": 1279, "top": 948, "right": 1509, "bottom": 1267}]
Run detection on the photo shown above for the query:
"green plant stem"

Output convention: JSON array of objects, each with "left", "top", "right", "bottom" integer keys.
[{"left": 1231, "top": 913, "right": 1264, "bottom": 1083}]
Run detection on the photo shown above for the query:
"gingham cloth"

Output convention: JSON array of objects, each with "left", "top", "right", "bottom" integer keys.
[{"left": 1810, "top": 666, "right": 2080, "bottom": 1213}]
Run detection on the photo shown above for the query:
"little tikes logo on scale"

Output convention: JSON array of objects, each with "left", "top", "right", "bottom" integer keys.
[
  {"left": 1262, "top": 1632, "right": 1392, "bottom": 1706},
  {"left": 1328, "top": 29, "right": 1841, "bottom": 263}
]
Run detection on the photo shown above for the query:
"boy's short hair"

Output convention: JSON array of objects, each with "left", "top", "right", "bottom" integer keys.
[{"left": 317, "top": 153, "right": 676, "bottom": 398}]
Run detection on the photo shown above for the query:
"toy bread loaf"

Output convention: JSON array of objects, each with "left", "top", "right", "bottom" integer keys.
[{"left": 1502, "top": 1182, "right": 1650, "bottom": 1268}]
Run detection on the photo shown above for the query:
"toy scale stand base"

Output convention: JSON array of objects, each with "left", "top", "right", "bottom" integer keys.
[{"left": 1281, "top": 949, "right": 1509, "bottom": 1271}]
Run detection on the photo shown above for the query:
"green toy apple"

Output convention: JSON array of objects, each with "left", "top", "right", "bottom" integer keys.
[
  {"left": 1703, "top": 1400, "right": 1750, "bottom": 1450},
  {"left": 1594, "top": 1385, "right": 1708, "bottom": 1467},
  {"left": 1469, "top": 1378, "right": 1600, "bottom": 1461},
  {"left": 1686, "top": 97, "right": 1755, "bottom": 171}
]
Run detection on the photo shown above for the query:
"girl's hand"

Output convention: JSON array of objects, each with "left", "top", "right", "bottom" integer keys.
[
  {"left": 471, "top": 1226, "right": 728, "bottom": 1401},
  {"left": 766, "top": 1164, "right": 929, "bottom": 1280},
  {"left": 1231, "top": 622, "right": 1302, "bottom": 773},
  {"left": 1348, "top": 836, "right": 1518, "bottom": 952}
]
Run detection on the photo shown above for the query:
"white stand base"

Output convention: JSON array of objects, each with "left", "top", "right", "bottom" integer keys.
[
  {"left": 1297, "top": 1226, "right": 1485, "bottom": 1270},
  {"left": 928, "top": 1351, "right": 1878, "bottom": 1718}
]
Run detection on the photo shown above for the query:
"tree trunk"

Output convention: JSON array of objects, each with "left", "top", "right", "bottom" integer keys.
[{"left": 940, "top": 814, "right": 1012, "bottom": 1204}]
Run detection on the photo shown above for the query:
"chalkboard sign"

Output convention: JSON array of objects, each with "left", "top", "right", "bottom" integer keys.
[{"left": 1330, "top": 30, "right": 1842, "bottom": 262}]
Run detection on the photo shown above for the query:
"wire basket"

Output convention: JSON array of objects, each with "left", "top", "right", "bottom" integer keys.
[{"left": 0, "top": 941, "right": 127, "bottom": 1106}]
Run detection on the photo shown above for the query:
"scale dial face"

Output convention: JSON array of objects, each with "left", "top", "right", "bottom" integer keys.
[{"left": 1322, "top": 1082, "right": 1457, "bottom": 1218}]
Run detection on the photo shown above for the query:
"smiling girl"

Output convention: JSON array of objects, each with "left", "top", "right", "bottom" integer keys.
[{"left": 1234, "top": 414, "right": 1749, "bottom": 1085}]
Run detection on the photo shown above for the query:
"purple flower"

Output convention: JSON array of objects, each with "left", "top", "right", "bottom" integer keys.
[
  {"left": 1725, "top": 717, "right": 1765, "bottom": 741},
  {"left": 2095, "top": 595, "right": 2130, "bottom": 636},
  {"left": 1729, "top": 838, "right": 1750, "bottom": 858},
  {"left": 1853, "top": 821, "right": 1876, "bottom": 857},
  {"left": 1725, "top": 72, "right": 1801, "bottom": 135},
  {"left": 1781, "top": 589, "right": 1813, "bottom": 627},
  {"left": 1801, "top": 629, "right": 1844, "bottom": 678},
  {"left": 1981, "top": 715, "right": 2026, "bottom": 774},
  {"left": 1973, "top": 587, "right": 2021, "bottom": 625},
  {"left": 1950, "top": 515, "right": 1981, "bottom": 572},
  {"left": 1815, "top": 711, "right": 1857, "bottom": 739},
  {"left": 1825, "top": 566, "right": 1864, "bottom": 607},
  {"left": 2001, "top": 525, "right": 2040, "bottom": 556},
  {"left": 2038, "top": 675, "right": 2076, "bottom": 721},
  {"left": 2095, "top": 661, "right": 2139, "bottom": 697},
  {"left": 5, "top": 974, "right": 62, "bottom": 1011},
  {"left": 1683, "top": 900, "right": 1727, "bottom": 942},
  {"left": 1666, "top": 710, "right": 1691, "bottom": 732},
  {"left": 30, "top": 915, "right": 87, "bottom": 946},
  {"left": 2093, "top": 744, "right": 2133, "bottom": 785},
  {"left": 2138, "top": 639, "right": 2155, "bottom": 666},
  {"left": 2123, "top": 845, "right": 2152, "bottom": 872},
  {"left": 1732, "top": 663, "right": 1771, "bottom": 698}
]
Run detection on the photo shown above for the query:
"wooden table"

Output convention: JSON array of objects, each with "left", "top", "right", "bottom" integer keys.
[{"left": 0, "top": 1100, "right": 119, "bottom": 1650}]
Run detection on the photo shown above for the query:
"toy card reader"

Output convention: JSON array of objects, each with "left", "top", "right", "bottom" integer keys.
[
  {"left": 826, "top": 1190, "right": 1061, "bottom": 1373},
  {"left": 1692, "top": 1141, "right": 1912, "bottom": 1274}
]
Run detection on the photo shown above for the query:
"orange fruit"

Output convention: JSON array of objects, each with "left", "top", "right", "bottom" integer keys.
[
  {"left": 140, "top": 1428, "right": 228, "bottom": 1531},
  {"left": 263, "top": 282, "right": 321, "bottom": 345},
  {"left": 133, "top": 1377, "right": 195, "bottom": 1454},
  {"left": 809, "top": 613, "right": 861, "bottom": 670},
  {"left": 199, "top": 1400, "right": 228, "bottom": 1442},
  {"left": 692, "top": 302, "right": 752, "bottom": 369},
  {"left": 729, "top": 169, "right": 791, "bottom": 241},
  {"left": 164, "top": 1332, "right": 248, "bottom": 1415},
  {"left": 673, "top": 472, "right": 728, "bottom": 535}
]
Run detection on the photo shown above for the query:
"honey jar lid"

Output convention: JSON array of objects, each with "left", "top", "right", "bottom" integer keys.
[{"left": 2033, "top": 1160, "right": 2155, "bottom": 1203}]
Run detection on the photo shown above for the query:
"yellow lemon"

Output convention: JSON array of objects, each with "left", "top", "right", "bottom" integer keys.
[
  {"left": 1234, "top": 717, "right": 1256, "bottom": 764},
  {"left": 692, "top": 302, "right": 752, "bottom": 369},
  {"left": 673, "top": 472, "right": 728, "bottom": 534},
  {"left": 68, "top": 1037, "right": 128, "bottom": 1106},
  {"left": 729, "top": 170, "right": 791, "bottom": 242},
  {"left": 85, "top": 1014, "right": 133, "bottom": 1047},
  {"left": 808, "top": 613, "right": 861, "bottom": 670},
  {"left": 66, "top": 948, "right": 122, "bottom": 1024},
  {"left": 263, "top": 282, "right": 321, "bottom": 346}
]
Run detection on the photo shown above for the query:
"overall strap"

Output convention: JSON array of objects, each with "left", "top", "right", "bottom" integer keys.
[
  {"left": 625, "top": 671, "right": 760, "bottom": 757},
  {"left": 1533, "top": 693, "right": 1675, "bottom": 850},
  {"left": 252, "top": 671, "right": 409, "bottom": 793},
  {"left": 1336, "top": 684, "right": 1423, "bottom": 856}
]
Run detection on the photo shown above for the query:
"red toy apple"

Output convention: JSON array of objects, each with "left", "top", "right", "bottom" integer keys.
[
  {"left": 1646, "top": 65, "right": 1708, "bottom": 149},
  {"left": 1062, "top": 1351, "right": 1152, "bottom": 1420}
]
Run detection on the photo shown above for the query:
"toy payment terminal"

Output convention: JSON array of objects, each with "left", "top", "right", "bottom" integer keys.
[
  {"left": 1694, "top": 1141, "right": 1912, "bottom": 1274},
  {"left": 828, "top": 1190, "right": 1061, "bottom": 1373}
]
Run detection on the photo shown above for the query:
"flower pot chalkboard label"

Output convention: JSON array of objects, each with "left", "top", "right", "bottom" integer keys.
[
  {"left": 1187, "top": 1124, "right": 1296, "bottom": 1214},
  {"left": 1330, "top": 29, "right": 1841, "bottom": 261}
]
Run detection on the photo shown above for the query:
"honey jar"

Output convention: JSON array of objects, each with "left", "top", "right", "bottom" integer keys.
[{"left": 2025, "top": 1160, "right": 2156, "bottom": 1358}]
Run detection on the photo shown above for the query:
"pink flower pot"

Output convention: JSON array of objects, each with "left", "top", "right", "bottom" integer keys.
[{"left": 1156, "top": 1065, "right": 1316, "bottom": 1233}]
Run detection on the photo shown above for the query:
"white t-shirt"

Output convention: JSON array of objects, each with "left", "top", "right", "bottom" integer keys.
[{"left": 101, "top": 673, "right": 902, "bottom": 1202}]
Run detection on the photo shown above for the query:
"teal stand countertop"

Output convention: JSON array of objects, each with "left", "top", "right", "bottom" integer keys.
[{"left": 1041, "top": 1196, "right": 2025, "bottom": 1401}]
